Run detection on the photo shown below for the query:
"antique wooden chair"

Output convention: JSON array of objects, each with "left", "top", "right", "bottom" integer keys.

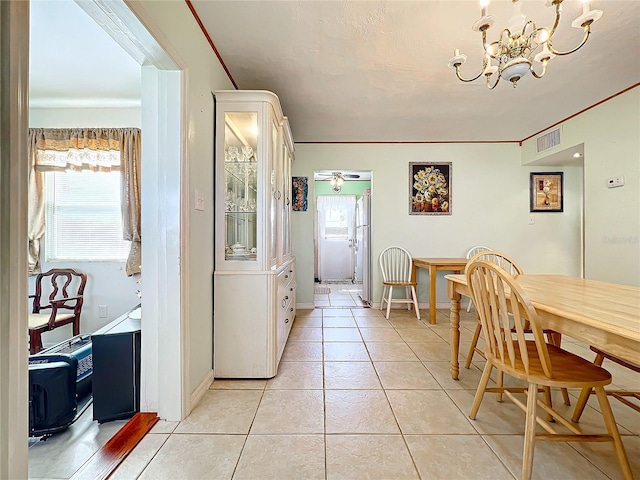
[
  {"left": 466, "top": 260, "right": 632, "bottom": 480},
  {"left": 29, "top": 268, "right": 87, "bottom": 354},
  {"left": 378, "top": 246, "right": 420, "bottom": 320}
]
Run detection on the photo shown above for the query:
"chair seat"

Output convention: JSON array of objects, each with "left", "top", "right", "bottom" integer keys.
[
  {"left": 28, "top": 313, "right": 75, "bottom": 330},
  {"left": 486, "top": 341, "right": 612, "bottom": 388}
]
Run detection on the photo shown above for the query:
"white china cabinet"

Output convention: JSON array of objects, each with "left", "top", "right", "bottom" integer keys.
[{"left": 213, "top": 90, "right": 296, "bottom": 378}]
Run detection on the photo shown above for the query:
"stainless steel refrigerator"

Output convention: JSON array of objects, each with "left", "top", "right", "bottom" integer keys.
[{"left": 354, "top": 193, "right": 371, "bottom": 304}]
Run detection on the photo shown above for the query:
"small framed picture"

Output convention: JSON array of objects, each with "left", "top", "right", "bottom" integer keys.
[
  {"left": 292, "top": 176, "right": 308, "bottom": 212},
  {"left": 409, "top": 162, "right": 451, "bottom": 215},
  {"left": 530, "top": 172, "right": 563, "bottom": 212}
]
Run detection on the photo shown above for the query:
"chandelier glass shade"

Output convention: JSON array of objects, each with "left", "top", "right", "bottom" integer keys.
[
  {"left": 448, "top": 0, "right": 603, "bottom": 89},
  {"left": 330, "top": 172, "right": 345, "bottom": 192}
]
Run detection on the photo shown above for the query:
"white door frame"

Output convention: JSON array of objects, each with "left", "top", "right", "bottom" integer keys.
[
  {"left": 78, "top": 0, "right": 189, "bottom": 421},
  {"left": 0, "top": 2, "right": 30, "bottom": 477}
]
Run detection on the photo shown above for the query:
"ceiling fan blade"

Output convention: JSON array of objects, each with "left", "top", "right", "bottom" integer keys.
[{"left": 344, "top": 174, "right": 360, "bottom": 179}]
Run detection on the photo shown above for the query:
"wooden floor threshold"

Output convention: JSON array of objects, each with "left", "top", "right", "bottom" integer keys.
[{"left": 70, "top": 412, "right": 159, "bottom": 480}]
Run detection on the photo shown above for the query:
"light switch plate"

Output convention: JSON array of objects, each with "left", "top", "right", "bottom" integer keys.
[
  {"left": 194, "top": 189, "right": 205, "bottom": 211},
  {"left": 607, "top": 176, "right": 625, "bottom": 188}
]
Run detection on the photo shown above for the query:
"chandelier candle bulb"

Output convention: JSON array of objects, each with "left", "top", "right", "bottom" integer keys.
[{"left": 480, "top": 0, "right": 489, "bottom": 17}]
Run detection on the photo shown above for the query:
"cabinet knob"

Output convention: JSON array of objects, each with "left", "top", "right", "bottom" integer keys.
[
  {"left": 289, "top": 287, "right": 293, "bottom": 292},
  {"left": 285, "top": 295, "right": 289, "bottom": 300},
  {"left": 290, "top": 307, "right": 294, "bottom": 312},
  {"left": 285, "top": 318, "right": 289, "bottom": 324},
  {"left": 285, "top": 274, "right": 289, "bottom": 279}
]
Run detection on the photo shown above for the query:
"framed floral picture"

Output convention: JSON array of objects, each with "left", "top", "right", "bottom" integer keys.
[
  {"left": 530, "top": 172, "right": 563, "bottom": 212},
  {"left": 292, "top": 176, "right": 308, "bottom": 211},
  {"left": 409, "top": 162, "right": 452, "bottom": 215}
]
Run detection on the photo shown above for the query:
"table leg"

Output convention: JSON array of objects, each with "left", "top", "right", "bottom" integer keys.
[
  {"left": 449, "top": 292, "right": 461, "bottom": 380},
  {"left": 429, "top": 265, "right": 437, "bottom": 324}
]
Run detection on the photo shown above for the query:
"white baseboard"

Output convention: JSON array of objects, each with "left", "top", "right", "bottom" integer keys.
[
  {"left": 189, "top": 370, "right": 213, "bottom": 412},
  {"left": 296, "top": 302, "right": 452, "bottom": 310}
]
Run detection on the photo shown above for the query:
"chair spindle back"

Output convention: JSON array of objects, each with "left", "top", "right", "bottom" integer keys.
[
  {"left": 379, "top": 246, "right": 413, "bottom": 283},
  {"left": 466, "top": 260, "right": 552, "bottom": 378}
]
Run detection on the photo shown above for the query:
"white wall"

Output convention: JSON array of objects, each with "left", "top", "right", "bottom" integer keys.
[
  {"left": 28, "top": 107, "right": 142, "bottom": 347},
  {"left": 292, "top": 143, "right": 583, "bottom": 306},
  {"left": 521, "top": 87, "right": 640, "bottom": 286},
  {"left": 30, "top": 107, "right": 141, "bottom": 128},
  {"left": 131, "top": 0, "right": 234, "bottom": 396}
]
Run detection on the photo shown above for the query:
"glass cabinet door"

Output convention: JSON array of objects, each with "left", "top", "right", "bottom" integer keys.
[
  {"left": 282, "top": 142, "right": 291, "bottom": 257},
  {"left": 269, "top": 120, "right": 279, "bottom": 264},
  {"left": 224, "top": 111, "right": 258, "bottom": 261}
]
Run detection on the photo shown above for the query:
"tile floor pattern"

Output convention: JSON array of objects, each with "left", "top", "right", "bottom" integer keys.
[
  {"left": 313, "top": 282, "right": 368, "bottom": 308},
  {"left": 107, "top": 304, "right": 640, "bottom": 480}
]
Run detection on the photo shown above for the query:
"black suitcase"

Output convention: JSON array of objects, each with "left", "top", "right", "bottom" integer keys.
[{"left": 28, "top": 360, "right": 78, "bottom": 436}]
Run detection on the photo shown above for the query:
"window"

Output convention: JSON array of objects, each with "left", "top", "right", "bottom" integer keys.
[
  {"left": 45, "top": 170, "right": 130, "bottom": 261},
  {"left": 323, "top": 207, "right": 349, "bottom": 240}
]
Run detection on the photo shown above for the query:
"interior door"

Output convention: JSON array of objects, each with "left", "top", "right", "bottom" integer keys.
[{"left": 317, "top": 195, "right": 356, "bottom": 282}]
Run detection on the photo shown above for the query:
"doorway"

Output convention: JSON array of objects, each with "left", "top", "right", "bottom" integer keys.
[
  {"left": 22, "top": 0, "right": 185, "bottom": 477},
  {"left": 313, "top": 170, "right": 372, "bottom": 308}
]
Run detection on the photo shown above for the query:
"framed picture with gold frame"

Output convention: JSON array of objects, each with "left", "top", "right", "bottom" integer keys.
[{"left": 530, "top": 172, "right": 563, "bottom": 212}]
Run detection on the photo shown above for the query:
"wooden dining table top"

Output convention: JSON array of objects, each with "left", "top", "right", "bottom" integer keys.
[{"left": 446, "top": 273, "right": 640, "bottom": 364}]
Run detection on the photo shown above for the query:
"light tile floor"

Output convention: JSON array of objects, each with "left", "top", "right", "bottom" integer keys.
[
  {"left": 313, "top": 282, "right": 367, "bottom": 308},
  {"left": 112, "top": 303, "right": 640, "bottom": 480}
]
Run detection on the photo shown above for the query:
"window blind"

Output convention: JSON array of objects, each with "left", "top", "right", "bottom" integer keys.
[{"left": 45, "top": 170, "right": 130, "bottom": 261}]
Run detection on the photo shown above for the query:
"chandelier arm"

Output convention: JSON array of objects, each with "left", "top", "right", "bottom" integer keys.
[
  {"left": 454, "top": 42, "right": 489, "bottom": 82},
  {"left": 454, "top": 66, "right": 485, "bottom": 83},
  {"left": 547, "top": 27, "right": 591, "bottom": 56},
  {"left": 548, "top": 3, "right": 562, "bottom": 38},
  {"left": 530, "top": 60, "right": 549, "bottom": 79},
  {"left": 486, "top": 74, "right": 501, "bottom": 89}
]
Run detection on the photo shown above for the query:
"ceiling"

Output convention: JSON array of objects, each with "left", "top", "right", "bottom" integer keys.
[
  {"left": 29, "top": 0, "right": 141, "bottom": 108},
  {"left": 29, "top": 1, "right": 639, "bottom": 144}
]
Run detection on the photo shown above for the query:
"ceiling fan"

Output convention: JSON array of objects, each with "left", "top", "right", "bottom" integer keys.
[{"left": 316, "top": 171, "right": 361, "bottom": 192}]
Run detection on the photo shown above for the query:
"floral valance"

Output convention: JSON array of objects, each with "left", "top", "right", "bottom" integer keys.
[{"left": 30, "top": 128, "right": 136, "bottom": 172}]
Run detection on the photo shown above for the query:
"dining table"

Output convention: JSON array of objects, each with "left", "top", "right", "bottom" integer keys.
[
  {"left": 445, "top": 273, "right": 640, "bottom": 380},
  {"left": 412, "top": 257, "right": 469, "bottom": 324}
]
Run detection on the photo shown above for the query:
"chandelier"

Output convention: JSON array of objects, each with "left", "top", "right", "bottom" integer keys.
[
  {"left": 330, "top": 172, "right": 345, "bottom": 192},
  {"left": 448, "top": 0, "right": 603, "bottom": 88}
]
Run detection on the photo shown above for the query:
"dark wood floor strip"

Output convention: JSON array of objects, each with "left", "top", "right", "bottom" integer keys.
[{"left": 70, "top": 412, "right": 159, "bottom": 480}]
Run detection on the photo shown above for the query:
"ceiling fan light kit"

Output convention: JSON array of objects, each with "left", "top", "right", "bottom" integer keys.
[
  {"left": 330, "top": 172, "right": 345, "bottom": 192},
  {"left": 448, "top": 0, "right": 602, "bottom": 89}
]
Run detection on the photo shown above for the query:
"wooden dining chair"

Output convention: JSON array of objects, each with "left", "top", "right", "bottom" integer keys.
[
  {"left": 464, "top": 250, "right": 523, "bottom": 369},
  {"left": 466, "top": 260, "right": 633, "bottom": 480},
  {"left": 378, "top": 246, "right": 420, "bottom": 320},
  {"left": 572, "top": 346, "right": 640, "bottom": 422},
  {"left": 464, "top": 250, "right": 571, "bottom": 406},
  {"left": 29, "top": 268, "right": 87, "bottom": 354},
  {"left": 464, "top": 245, "right": 491, "bottom": 312}
]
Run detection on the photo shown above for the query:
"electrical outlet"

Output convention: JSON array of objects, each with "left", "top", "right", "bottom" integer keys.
[
  {"left": 528, "top": 215, "right": 535, "bottom": 225},
  {"left": 607, "top": 176, "right": 625, "bottom": 188},
  {"left": 98, "top": 305, "right": 108, "bottom": 318}
]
